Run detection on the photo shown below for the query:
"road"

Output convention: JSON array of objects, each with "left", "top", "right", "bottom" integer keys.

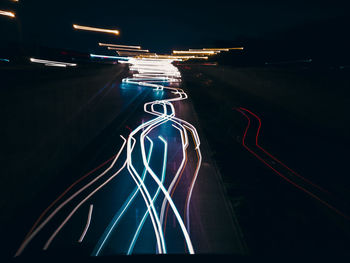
[
  {"left": 179, "top": 64, "right": 350, "bottom": 257},
  {"left": 0, "top": 60, "right": 247, "bottom": 258}
]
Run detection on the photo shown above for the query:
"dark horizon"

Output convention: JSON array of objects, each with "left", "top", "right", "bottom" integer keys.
[{"left": 1, "top": 0, "right": 349, "bottom": 55}]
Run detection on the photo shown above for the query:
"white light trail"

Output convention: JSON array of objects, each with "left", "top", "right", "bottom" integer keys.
[
  {"left": 78, "top": 204, "right": 93, "bottom": 243},
  {"left": 127, "top": 136, "right": 168, "bottom": 254},
  {"left": 90, "top": 53, "right": 129, "bottom": 61},
  {"left": 122, "top": 57, "right": 201, "bottom": 254},
  {"left": 16, "top": 47, "right": 203, "bottom": 256},
  {"left": 14, "top": 136, "right": 128, "bottom": 257},
  {"left": 159, "top": 124, "right": 188, "bottom": 228},
  {"left": 29, "top": 58, "right": 77, "bottom": 67},
  {"left": 92, "top": 137, "right": 154, "bottom": 256},
  {"left": 127, "top": 120, "right": 168, "bottom": 254}
]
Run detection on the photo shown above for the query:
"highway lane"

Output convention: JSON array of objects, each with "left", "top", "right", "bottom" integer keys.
[{"left": 3, "top": 60, "right": 247, "bottom": 257}]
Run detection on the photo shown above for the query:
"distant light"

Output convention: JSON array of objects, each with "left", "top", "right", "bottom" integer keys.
[
  {"left": 199, "top": 48, "right": 229, "bottom": 52},
  {"left": 30, "top": 58, "right": 77, "bottom": 67},
  {"left": 189, "top": 49, "right": 221, "bottom": 53},
  {"left": 118, "top": 51, "right": 157, "bottom": 57},
  {"left": 45, "top": 63, "right": 67, "bottom": 68},
  {"left": 173, "top": 50, "right": 216, "bottom": 55},
  {"left": 137, "top": 54, "right": 209, "bottom": 61},
  {"left": 0, "top": 10, "right": 15, "bottom": 18},
  {"left": 107, "top": 47, "right": 149, "bottom": 52},
  {"left": 203, "top": 47, "right": 244, "bottom": 51},
  {"left": 73, "top": 24, "right": 119, "bottom": 35},
  {"left": 90, "top": 53, "right": 129, "bottom": 61},
  {"left": 0, "top": 58, "right": 10, "bottom": 62},
  {"left": 98, "top": 43, "right": 141, "bottom": 49}
]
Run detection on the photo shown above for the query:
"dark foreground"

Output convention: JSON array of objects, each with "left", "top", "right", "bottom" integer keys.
[{"left": 180, "top": 64, "right": 350, "bottom": 257}]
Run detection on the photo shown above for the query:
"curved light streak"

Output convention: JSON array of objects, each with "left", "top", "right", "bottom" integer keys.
[
  {"left": 92, "top": 136, "right": 154, "bottom": 256},
  {"left": 16, "top": 55, "right": 203, "bottom": 256},
  {"left": 127, "top": 136, "right": 168, "bottom": 254},
  {"left": 15, "top": 136, "right": 128, "bottom": 257},
  {"left": 78, "top": 204, "right": 94, "bottom": 243},
  {"left": 160, "top": 124, "right": 188, "bottom": 233},
  {"left": 236, "top": 107, "right": 350, "bottom": 220}
]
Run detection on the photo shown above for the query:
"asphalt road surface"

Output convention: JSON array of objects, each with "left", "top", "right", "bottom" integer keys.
[{"left": 180, "top": 63, "right": 350, "bottom": 257}]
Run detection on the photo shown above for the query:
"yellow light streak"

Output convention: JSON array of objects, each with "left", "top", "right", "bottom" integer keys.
[
  {"left": 137, "top": 54, "right": 209, "bottom": 61},
  {"left": 172, "top": 50, "right": 216, "bottom": 55},
  {"left": 98, "top": 43, "right": 141, "bottom": 49},
  {"left": 73, "top": 24, "right": 119, "bottom": 35},
  {"left": 189, "top": 49, "right": 221, "bottom": 53},
  {"left": 107, "top": 47, "right": 149, "bottom": 52},
  {"left": 202, "top": 47, "right": 244, "bottom": 51},
  {"left": 0, "top": 10, "right": 15, "bottom": 18}
]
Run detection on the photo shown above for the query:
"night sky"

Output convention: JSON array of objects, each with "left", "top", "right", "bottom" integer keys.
[{"left": 1, "top": 0, "right": 349, "bottom": 54}]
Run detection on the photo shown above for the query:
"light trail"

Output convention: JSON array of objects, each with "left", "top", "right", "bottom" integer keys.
[
  {"left": 238, "top": 108, "right": 330, "bottom": 194},
  {"left": 160, "top": 124, "right": 188, "bottom": 234},
  {"left": 29, "top": 58, "right": 77, "bottom": 67},
  {"left": 203, "top": 47, "right": 244, "bottom": 51},
  {"left": 183, "top": 124, "right": 202, "bottom": 234},
  {"left": 127, "top": 120, "right": 168, "bottom": 254},
  {"left": 73, "top": 24, "right": 120, "bottom": 35},
  {"left": 16, "top": 52, "right": 203, "bottom": 256},
  {"left": 42, "top": 149, "right": 131, "bottom": 250},
  {"left": 0, "top": 10, "right": 15, "bottom": 18},
  {"left": 107, "top": 47, "right": 149, "bottom": 52},
  {"left": 236, "top": 107, "right": 350, "bottom": 220},
  {"left": 14, "top": 136, "right": 128, "bottom": 257},
  {"left": 78, "top": 204, "right": 94, "bottom": 243},
  {"left": 90, "top": 53, "right": 129, "bottom": 61},
  {"left": 137, "top": 54, "right": 208, "bottom": 60},
  {"left": 127, "top": 136, "right": 168, "bottom": 254},
  {"left": 139, "top": 116, "right": 195, "bottom": 253},
  {"left": 23, "top": 152, "right": 121, "bottom": 240},
  {"left": 98, "top": 43, "right": 141, "bottom": 49},
  {"left": 173, "top": 50, "right": 216, "bottom": 55},
  {"left": 92, "top": 137, "right": 154, "bottom": 256},
  {"left": 42, "top": 137, "right": 133, "bottom": 250},
  {"left": 123, "top": 58, "right": 199, "bottom": 254}
]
